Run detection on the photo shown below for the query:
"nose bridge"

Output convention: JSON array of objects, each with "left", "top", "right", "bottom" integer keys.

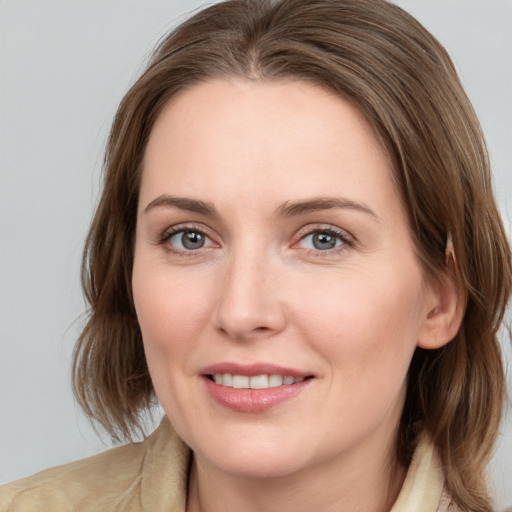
[{"left": 213, "top": 238, "right": 286, "bottom": 339}]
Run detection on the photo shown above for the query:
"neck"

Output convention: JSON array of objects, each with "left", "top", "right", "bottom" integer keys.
[{"left": 186, "top": 434, "right": 406, "bottom": 512}]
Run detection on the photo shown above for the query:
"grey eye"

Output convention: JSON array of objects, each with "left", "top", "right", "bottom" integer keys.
[
  {"left": 311, "top": 232, "right": 340, "bottom": 250},
  {"left": 183, "top": 231, "right": 205, "bottom": 249},
  {"left": 297, "top": 230, "right": 345, "bottom": 251},
  {"left": 170, "top": 230, "right": 208, "bottom": 250}
]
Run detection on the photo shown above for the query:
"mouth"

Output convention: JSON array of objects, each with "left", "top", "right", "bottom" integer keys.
[
  {"left": 206, "top": 373, "right": 309, "bottom": 389},
  {"left": 200, "top": 363, "right": 314, "bottom": 413}
]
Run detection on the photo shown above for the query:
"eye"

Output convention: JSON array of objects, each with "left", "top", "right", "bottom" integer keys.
[
  {"left": 164, "top": 228, "right": 216, "bottom": 251},
  {"left": 293, "top": 226, "right": 352, "bottom": 254},
  {"left": 303, "top": 231, "right": 343, "bottom": 250}
]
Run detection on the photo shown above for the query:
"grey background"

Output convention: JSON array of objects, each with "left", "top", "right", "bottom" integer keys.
[{"left": 1, "top": 0, "right": 511, "bottom": 508}]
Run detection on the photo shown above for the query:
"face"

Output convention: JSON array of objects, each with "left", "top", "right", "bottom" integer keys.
[{"left": 132, "top": 79, "right": 436, "bottom": 479}]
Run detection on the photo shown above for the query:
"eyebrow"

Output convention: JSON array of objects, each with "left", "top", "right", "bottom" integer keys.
[
  {"left": 144, "top": 195, "right": 218, "bottom": 217},
  {"left": 276, "top": 197, "right": 378, "bottom": 220},
  {"left": 144, "top": 194, "right": 378, "bottom": 220}
]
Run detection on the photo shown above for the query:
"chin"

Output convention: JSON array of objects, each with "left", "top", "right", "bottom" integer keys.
[
  {"left": 204, "top": 448, "right": 309, "bottom": 480},
  {"left": 188, "top": 427, "right": 326, "bottom": 480}
]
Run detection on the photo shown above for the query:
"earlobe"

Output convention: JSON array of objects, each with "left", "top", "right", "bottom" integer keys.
[{"left": 417, "top": 245, "right": 465, "bottom": 350}]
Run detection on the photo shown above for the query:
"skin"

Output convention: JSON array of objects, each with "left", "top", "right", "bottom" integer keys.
[{"left": 132, "top": 79, "right": 460, "bottom": 512}]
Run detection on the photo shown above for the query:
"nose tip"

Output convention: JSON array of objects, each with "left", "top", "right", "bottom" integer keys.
[
  {"left": 212, "top": 261, "right": 287, "bottom": 341},
  {"left": 215, "top": 303, "right": 286, "bottom": 340}
]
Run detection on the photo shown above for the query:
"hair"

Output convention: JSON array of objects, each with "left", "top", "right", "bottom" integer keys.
[{"left": 72, "top": 1, "right": 511, "bottom": 510}]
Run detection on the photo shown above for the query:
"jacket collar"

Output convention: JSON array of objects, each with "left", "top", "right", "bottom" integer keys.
[{"left": 142, "top": 417, "right": 447, "bottom": 512}]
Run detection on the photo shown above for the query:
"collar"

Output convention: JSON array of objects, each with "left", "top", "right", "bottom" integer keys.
[
  {"left": 141, "top": 418, "right": 445, "bottom": 512},
  {"left": 390, "top": 432, "right": 445, "bottom": 512}
]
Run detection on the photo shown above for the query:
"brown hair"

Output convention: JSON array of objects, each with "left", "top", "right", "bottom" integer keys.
[{"left": 73, "top": 1, "right": 511, "bottom": 510}]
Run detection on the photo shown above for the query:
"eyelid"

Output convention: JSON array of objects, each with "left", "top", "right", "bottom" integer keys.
[{"left": 293, "top": 224, "right": 354, "bottom": 243}]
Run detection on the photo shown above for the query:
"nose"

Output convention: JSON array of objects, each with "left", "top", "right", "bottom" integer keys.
[{"left": 212, "top": 249, "right": 287, "bottom": 341}]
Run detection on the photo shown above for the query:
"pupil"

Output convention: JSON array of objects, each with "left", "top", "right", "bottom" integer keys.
[
  {"left": 313, "top": 232, "right": 336, "bottom": 250},
  {"left": 182, "top": 231, "right": 204, "bottom": 249}
]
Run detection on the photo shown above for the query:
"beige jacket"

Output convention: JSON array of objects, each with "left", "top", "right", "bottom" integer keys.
[{"left": 0, "top": 417, "right": 459, "bottom": 512}]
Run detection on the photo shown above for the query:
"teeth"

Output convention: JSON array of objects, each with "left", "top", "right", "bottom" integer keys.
[
  {"left": 233, "top": 375, "right": 249, "bottom": 389},
  {"left": 249, "top": 375, "right": 269, "bottom": 389},
  {"left": 211, "top": 374, "right": 306, "bottom": 389},
  {"left": 269, "top": 375, "right": 283, "bottom": 387}
]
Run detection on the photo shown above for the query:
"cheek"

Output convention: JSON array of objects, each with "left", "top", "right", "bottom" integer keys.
[
  {"left": 296, "top": 262, "right": 425, "bottom": 381},
  {"left": 132, "top": 263, "right": 213, "bottom": 373}
]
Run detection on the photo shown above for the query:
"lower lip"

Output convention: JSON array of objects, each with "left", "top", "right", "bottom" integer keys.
[{"left": 203, "top": 377, "right": 312, "bottom": 413}]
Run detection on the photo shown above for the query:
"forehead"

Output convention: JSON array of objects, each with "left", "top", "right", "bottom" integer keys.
[{"left": 140, "top": 79, "right": 399, "bottom": 218}]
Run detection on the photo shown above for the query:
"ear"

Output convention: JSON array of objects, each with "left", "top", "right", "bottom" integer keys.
[{"left": 417, "top": 246, "right": 465, "bottom": 350}]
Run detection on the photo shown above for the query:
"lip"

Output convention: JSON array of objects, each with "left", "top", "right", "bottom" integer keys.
[
  {"left": 201, "top": 362, "right": 311, "bottom": 378},
  {"left": 200, "top": 362, "right": 314, "bottom": 413}
]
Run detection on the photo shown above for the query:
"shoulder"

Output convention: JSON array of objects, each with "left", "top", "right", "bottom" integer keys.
[
  {"left": 0, "top": 439, "right": 147, "bottom": 511},
  {"left": 0, "top": 417, "right": 189, "bottom": 512}
]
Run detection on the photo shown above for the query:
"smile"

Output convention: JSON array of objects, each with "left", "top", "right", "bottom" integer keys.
[
  {"left": 202, "top": 367, "right": 314, "bottom": 412},
  {"left": 209, "top": 374, "right": 306, "bottom": 389}
]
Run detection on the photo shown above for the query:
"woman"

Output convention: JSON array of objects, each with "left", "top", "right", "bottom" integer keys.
[{"left": 1, "top": 0, "right": 510, "bottom": 511}]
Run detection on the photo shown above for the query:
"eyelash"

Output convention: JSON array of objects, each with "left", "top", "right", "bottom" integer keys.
[
  {"left": 158, "top": 224, "right": 354, "bottom": 257},
  {"left": 158, "top": 224, "right": 215, "bottom": 256},
  {"left": 292, "top": 225, "right": 354, "bottom": 257}
]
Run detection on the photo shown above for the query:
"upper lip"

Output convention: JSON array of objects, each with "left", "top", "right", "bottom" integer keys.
[{"left": 200, "top": 362, "right": 312, "bottom": 378}]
